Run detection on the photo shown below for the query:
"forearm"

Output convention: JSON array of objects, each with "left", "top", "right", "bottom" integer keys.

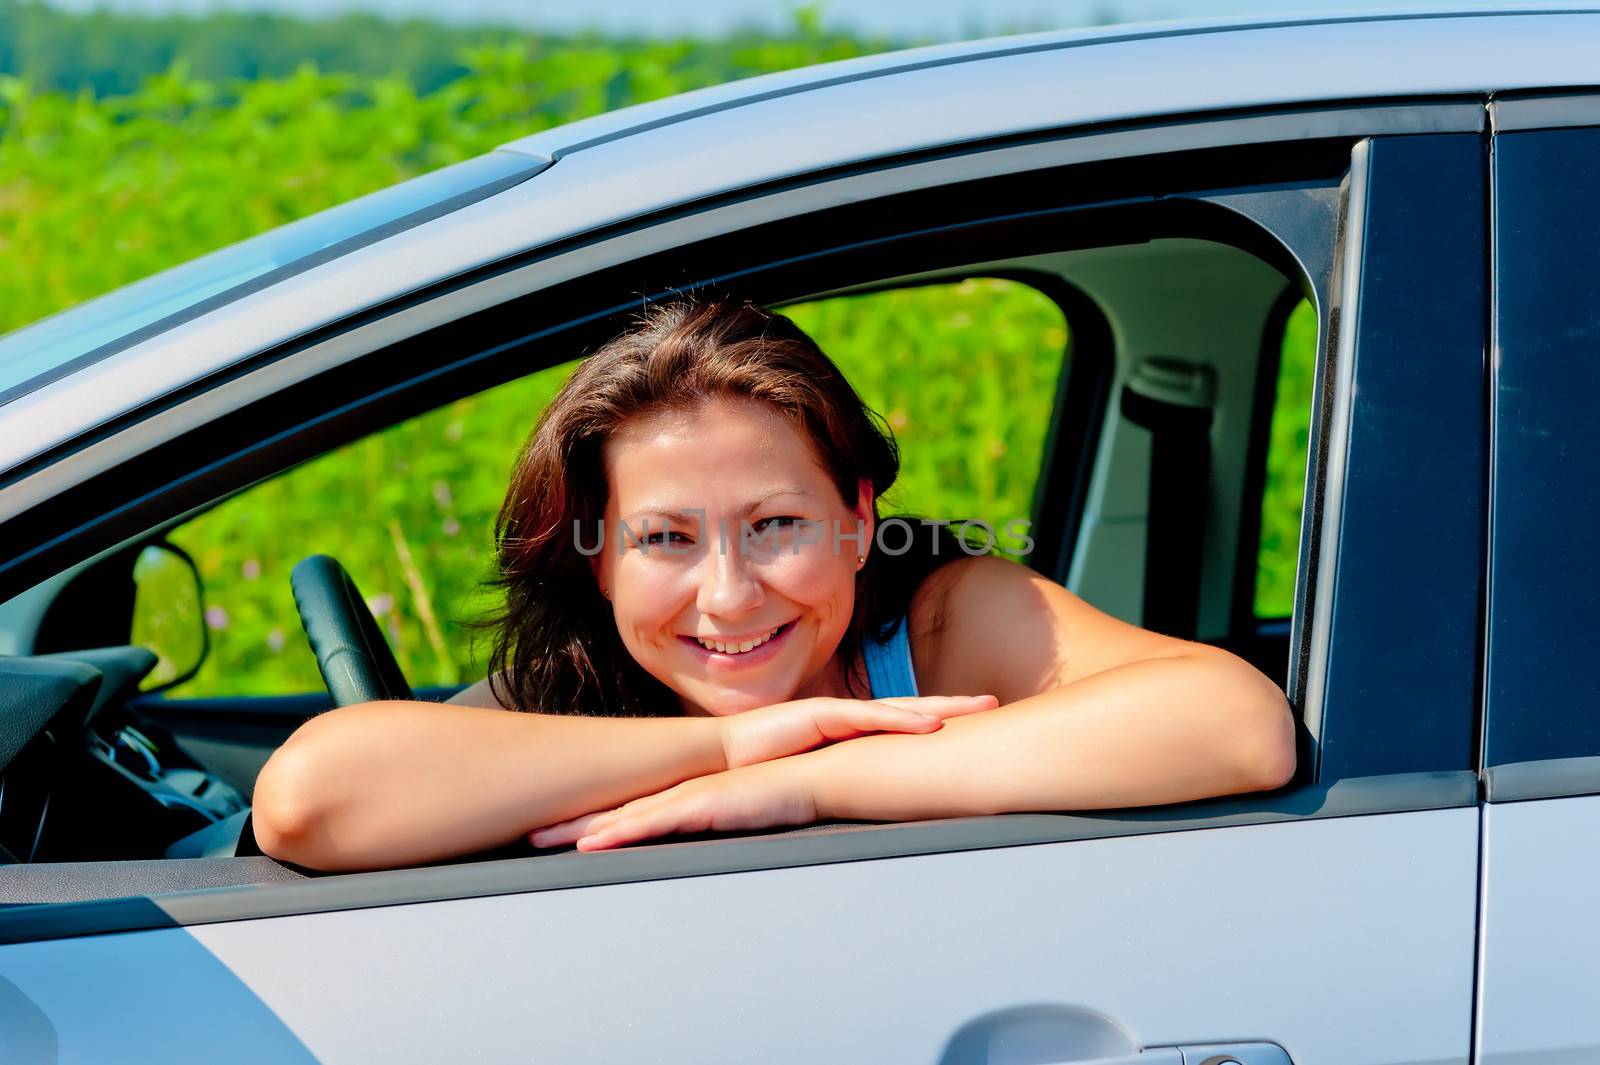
[
  {"left": 253, "top": 700, "right": 725, "bottom": 871},
  {"left": 808, "top": 650, "right": 1296, "bottom": 822}
]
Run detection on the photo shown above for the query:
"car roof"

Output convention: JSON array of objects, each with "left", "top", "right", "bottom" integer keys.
[
  {"left": 3, "top": 6, "right": 1599, "bottom": 486},
  {"left": 497, "top": 5, "right": 1600, "bottom": 164}
]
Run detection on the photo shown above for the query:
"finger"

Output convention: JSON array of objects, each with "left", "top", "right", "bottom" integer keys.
[
  {"left": 529, "top": 810, "right": 610, "bottom": 848},
  {"left": 532, "top": 786, "right": 688, "bottom": 847},
  {"left": 875, "top": 694, "right": 1001, "bottom": 719},
  {"left": 812, "top": 702, "right": 942, "bottom": 740},
  {"left": 577, "top": 803, "right": 710, "bottom": 851}
]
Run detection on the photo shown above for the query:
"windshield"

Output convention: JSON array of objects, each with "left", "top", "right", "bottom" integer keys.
[{"left": 0, "top": 151, "right": 545, "bottom": 407}]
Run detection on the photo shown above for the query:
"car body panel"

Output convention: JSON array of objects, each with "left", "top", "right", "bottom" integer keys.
[
  {"left": 495, "top": 9, "right": 1599, "bottom": 163},
  {"left": 0, "top": 11, "right": 1572, "bottom": 1062},
  {"left": 1476, "top": 796, "right": 1600, "bottom": 1065},
  {"left": 0, "top": 809, "right": 1479, "bottom": 1065}
]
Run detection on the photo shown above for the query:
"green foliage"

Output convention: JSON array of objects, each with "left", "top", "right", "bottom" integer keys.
[
  {"left": 0, "top": 21, "right": 888, "bottom": 339},
  {"left": 0, "top": 0, "right": 905, "bottom": 97},
  {"left": 162, "top": 362, "right": 579, "bottom": 695},
  {"left": 1256, "top": 299, "right": 1317, "bottom": 618},
  {"left": 785, "top": 281, "right": 1067, "bottom": 545}
]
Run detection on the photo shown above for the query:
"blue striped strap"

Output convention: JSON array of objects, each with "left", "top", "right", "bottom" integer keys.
[{"left": 862, "top": 615, "right": 919, "bottom": 699}]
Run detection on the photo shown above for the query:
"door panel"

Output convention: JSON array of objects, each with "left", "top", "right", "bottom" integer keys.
[
  {"left": 0, "top": 124, "right": 1490, "bottom": 1064},
  {"left": 1477, "top": 795, "right": 1600, "bottom": 1065},
  {"left": 0, "top": 810, "right": 1478, "bottom": 1065},
  {"left": 1480, "top": 107, "right": 1600, "bottom": 1065}
]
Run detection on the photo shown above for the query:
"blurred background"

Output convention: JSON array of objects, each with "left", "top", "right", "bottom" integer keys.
[{"left": 2, "top": 0, "right": 1340, "bottom": 695}]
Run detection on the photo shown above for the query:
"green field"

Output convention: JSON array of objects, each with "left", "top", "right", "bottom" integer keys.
[{"left": 2, "top": 9, "right": 1313, "bottom": 696}]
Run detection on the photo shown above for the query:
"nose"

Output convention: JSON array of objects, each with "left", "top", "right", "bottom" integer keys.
[{"left": 696, "top": 536, "right": 766, "bottom": 618}]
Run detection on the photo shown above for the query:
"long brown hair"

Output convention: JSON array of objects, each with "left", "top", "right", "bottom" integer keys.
[{"left": 485, "top": 296, "right": 973, "bottom": 715}]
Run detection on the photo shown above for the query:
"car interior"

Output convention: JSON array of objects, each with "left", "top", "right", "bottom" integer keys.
[{"left": 0, "top": 150, "right": 1327, "bottom": 906}]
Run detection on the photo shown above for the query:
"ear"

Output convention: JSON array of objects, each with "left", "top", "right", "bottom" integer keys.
[
  {"left": 586, "top": 526, "right": 609, "bottom": 596},
  {"left": 853, "top": 477, "right": 876, "bottom": 558}
]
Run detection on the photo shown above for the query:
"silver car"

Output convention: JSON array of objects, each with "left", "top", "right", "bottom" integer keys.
[{"left": 1, "top": 8, "right": 1597, "bottom": 1063}]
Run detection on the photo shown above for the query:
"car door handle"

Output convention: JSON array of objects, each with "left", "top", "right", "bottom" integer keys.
[
  {"left": 1049, "top": 1051, "right": 1183, "bottom": 1065},
  {"left": 1174, "top": 1045, "right": 1294, "bottom": 1065},
  {"left": 1043, "top": 1045, "right": 1292, "bottom": 1065}
]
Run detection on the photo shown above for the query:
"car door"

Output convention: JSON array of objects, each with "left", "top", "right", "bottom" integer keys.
[
  {"left": 1475, "top": 97, "right": 1600, "bottom": 1065},
  {"left": 0, "top": 113, "right": 1488, "bottom": 1065}
]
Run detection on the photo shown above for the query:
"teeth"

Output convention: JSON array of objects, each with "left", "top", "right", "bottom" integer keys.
[{"left": 697, "top": 625, "right": 782, "bottom": 654}]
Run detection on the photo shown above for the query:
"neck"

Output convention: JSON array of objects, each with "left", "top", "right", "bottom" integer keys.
[{"left": 791, "top": 644, "right": 870, "bottom": 703}]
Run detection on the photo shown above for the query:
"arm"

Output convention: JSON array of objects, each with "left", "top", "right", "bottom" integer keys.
[
  {"left": 535, "top": 647, "right": 1293, "bottom": 851},
  {"left": 824, "top": 554, "right": 1295, "bottom": 818},
  {"left": 252, "top": 700, "right": 725, "bottom": 872},
  {"left": 534, "top": 558, "right": 1296, "bottom": 851},
  {"left": 804, "top": 646, "right": 1295, "bottom": 822},
  {"left": 253, "top": 682, "right": 994, "bottom": 871}
]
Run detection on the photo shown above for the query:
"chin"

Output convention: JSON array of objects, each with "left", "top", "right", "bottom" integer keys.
[
  {"left": 703, "top": 694, "right": 771, "bottom": 716},
  {"left": 690, "top": 685, "right": 784, "bottom": 717}
]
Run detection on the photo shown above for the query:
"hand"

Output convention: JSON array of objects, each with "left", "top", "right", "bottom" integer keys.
[
  {"left": 529, "top": 759, "right": 816, "bottom": 852},
  {"left": 718, "top": 693, "right": 999, "bottom": 770}
]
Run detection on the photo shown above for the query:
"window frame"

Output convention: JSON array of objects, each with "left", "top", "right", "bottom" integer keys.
[{"left": 0, "top": 103, "right": 1493, "bottom": 935}]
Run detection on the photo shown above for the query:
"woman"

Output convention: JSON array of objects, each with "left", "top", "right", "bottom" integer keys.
[{"left": 253, "top": 298, "right": 1295, "bottom": 872}]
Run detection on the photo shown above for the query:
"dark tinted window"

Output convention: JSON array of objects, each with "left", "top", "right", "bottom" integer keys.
[
  {"left": 1485, "top": 125, "right": 1600, "bottom": 766},
  {"left": 1314, "top": 135, "right": 1485, "bottom": 781}
]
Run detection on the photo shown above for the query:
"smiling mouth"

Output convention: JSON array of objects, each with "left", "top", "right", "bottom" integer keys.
[{"left": 681, "top": 620, "right": 797, "bottom": 658}]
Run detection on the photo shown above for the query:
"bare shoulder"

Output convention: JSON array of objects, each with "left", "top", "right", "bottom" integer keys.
[
  {"left": 907, "top": 554, "right": 1191, "bottom": 705},
  {"left": 446, "top": 674, "right": 513, "bottom": 710}
]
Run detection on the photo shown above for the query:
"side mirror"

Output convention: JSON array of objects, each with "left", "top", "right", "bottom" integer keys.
[{"left": 130, "top": 541, "right": 209, "bottom": 693}]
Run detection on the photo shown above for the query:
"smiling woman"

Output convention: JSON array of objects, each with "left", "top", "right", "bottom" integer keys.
[
  {"left": 250, "top": 296, "right": 1295, "bottom": 870},
  {"left": 480, "top": 298, "right": 973, "bottom": 722}
]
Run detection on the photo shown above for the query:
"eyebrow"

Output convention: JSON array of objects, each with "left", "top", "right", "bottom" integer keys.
[{"left": 621, "top": 488, "right": 813, "bottom": 525}]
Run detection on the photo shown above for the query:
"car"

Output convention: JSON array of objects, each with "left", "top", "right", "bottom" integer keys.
[{"left": 1, "top": 7, "right": 1598, "bottom": 1062}]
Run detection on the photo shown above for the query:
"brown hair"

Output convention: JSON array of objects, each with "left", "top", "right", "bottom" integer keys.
[{"left": 485, "top": 297, "right": 972, "bottom": 716}]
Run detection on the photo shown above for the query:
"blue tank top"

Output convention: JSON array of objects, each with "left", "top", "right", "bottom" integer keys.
[{"left": 861, "top": 614, "right": 919, "bottom": 698}]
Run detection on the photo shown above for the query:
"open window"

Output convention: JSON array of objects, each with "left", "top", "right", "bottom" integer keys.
[{"left": 0, "top": 110, "right": 1488, "bottom": 925}]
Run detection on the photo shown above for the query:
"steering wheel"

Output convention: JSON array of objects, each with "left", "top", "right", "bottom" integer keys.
[
  {"left": 290, "top": 554, "right": 414, "bottom": 707},
  {"left": 192, "top": 556, "right": 413, "bottom": 863}
]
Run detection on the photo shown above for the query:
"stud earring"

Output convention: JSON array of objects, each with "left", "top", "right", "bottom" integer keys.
[{"left": 856, "top": 555, "right": 865, "bottom": 567}]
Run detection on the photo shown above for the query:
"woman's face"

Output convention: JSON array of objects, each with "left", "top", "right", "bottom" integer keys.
[{"left": 591, "top": 397, "right": 874, "bottom": 717}]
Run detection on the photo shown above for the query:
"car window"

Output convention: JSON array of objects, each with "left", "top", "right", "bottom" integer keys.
[
  {"left": 152, "top": 278, "right": 1068, "bottom": 697},
  {"left": 1253, "top": 297, "right": 1317, "bottom": 619},
  {"left": 1484, "top": 124, "right": 1600, "bottom": 766}
]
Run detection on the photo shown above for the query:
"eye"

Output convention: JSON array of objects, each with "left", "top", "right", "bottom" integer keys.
[
  {"left": 753, "top": 515, "right": 802, "bottom": 532},
  {"left": 639, "top": 529, "right": 692, "bottom": 547}
]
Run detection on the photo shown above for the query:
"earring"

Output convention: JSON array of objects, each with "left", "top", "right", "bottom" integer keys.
[{"left": 856, "top": 555, "right": 865, "bottom": 568}]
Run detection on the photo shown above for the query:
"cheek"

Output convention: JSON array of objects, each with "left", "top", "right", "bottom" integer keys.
[
  {"left": 763, "top": 546, "right": 857, "bottom": 622},
  {"left": 611, "top": 563, "right": 692, "bottom": 644}
]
